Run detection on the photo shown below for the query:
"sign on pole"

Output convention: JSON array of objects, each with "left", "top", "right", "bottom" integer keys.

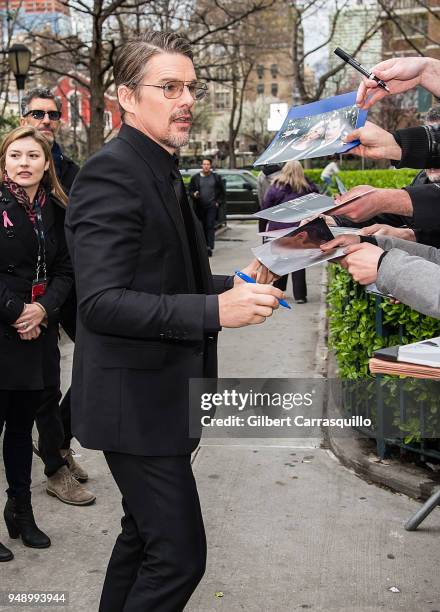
[{"left": 267, "top": 103, "right": 288, "bottom": 132}]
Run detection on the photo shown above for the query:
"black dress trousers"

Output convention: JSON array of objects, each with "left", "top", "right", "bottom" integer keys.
[{"left": 99, "top": 452, "right": 206, "bottom": 612}]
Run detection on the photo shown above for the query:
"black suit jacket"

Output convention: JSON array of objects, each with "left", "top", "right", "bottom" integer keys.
[
  {"left": 65, "top": 124, "right": 232, "bottom": 456},
  {"left": 0, "top": 188, "right": 73, "bottom": 390}
]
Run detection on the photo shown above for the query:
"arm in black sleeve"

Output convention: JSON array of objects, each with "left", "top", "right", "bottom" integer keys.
[
  {"left": 332, "top": 212, "right": 410, "bottom": 228},
  {"left": 404, "top": 182, "right": 440, "bottom": 228},
  {"left": 66, "top": 152, "right": 213, "bottom": 342},
  {"left": 188, "top": 174, "right": 198, "bottom": 200},
  {"left": 393, "top": 125, "right": 440, "bottom": 169},
  {"left": 0, "top": 282, "right": 24, "bottom": 324},
  {"left": 212, "top": 274, "right": 233, "bottom": 294},
  {"left": 216, "top": 175, "right": 226, "bottom": 204},
  {"left": 414, "top": 229, "right": 440, "bottom": 248}
]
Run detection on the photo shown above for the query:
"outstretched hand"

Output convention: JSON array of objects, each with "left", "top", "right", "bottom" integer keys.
[
  {"left": 355, "top": 57, "right": 430, "bottom": 109},
  {"left": 343, "top": 121, "right": 402, "bottom": 161}
]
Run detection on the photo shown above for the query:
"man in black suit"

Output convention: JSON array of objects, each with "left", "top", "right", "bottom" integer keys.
[{"left": 65, "top": 31, "right": 283, "bottom": 612}]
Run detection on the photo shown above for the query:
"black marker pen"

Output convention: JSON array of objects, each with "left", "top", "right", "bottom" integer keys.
[{"left": 334, "top": 47, "right": 391, "bottom": 92}]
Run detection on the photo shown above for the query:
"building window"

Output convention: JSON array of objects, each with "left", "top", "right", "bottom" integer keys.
[
  {"left": 270, "top": 64, "right": 278, "bottom": 78},
  {"left": 215, "top": 91, "right": 230, "bottom": 109},
  {"left": 256, "top": 64, "right": 264, "bottom": 79},
  {"left": 271, "top": 83, "right": 278, "bottom": 97},
  {"left": 217, "top": 66, "right": 227, "bottom": 81},
  {"left": 69, "top": 92, "right": 80, "bottom": 129},
  {"left": 104, "top": 111, "right": 112, "bottom": 131},
  {"left": 257, "top": 83, "right": 264, "bottom": 95}
]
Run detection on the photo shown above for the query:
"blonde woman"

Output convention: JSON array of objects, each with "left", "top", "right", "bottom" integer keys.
[
  {"left": 262, "top": 160, "right": 319, "bottom": 303},
  {"left": 0, "top": 126, "right": 72, "bottom": 561}
]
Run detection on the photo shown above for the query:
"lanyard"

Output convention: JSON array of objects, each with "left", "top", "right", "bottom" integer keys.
[{"left": 33, "top": 197, "right": 47, "bottom": 281}]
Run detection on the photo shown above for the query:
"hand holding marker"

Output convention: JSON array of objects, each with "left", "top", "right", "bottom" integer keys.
[
  {"left": 334, "top": 47, "right": 390, "bottom": 93},
  {"left": 235, "top": 270, "right": 291, "bottom": 310}
]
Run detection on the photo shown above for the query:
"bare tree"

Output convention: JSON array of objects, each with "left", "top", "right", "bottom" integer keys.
[
  {"left": 289, "top": 0, "right": 384, "bottom": 103},
  {"left": 0, "top": 0, "right": 25, "bottom": 115},
  {"left": 21, "top": 0, "right": 275, "bottom": 155}
]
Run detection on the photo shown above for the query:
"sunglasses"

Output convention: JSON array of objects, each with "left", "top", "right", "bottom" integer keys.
[
  {"left": 138, "top": 80, "right": 208, "bottom": 101},
  {"left": 24, "top": 110, "right": 62, "bottom": 121}
]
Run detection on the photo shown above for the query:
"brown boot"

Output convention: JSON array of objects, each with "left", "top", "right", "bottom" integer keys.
[
  {"left": 46, "top": 466, "right": 96, "bottom": 506},
  {"left": 61, "top": 448, "right": 89, "bottom": 483}
]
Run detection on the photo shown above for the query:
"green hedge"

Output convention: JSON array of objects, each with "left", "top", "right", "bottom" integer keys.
[
  {"left": 327, "top": 266, "right": 440, "bottom": 380},
  {"left": 327, "top": 266, "right": 440, "bottom": 444},
  {"left": 304, "top": 168, "right": 419, "bottom": 191},
  {"left": 323, "top": 169, "right": 440, "bottom": 447}
]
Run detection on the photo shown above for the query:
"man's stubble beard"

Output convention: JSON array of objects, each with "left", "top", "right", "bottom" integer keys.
[
  {"left": 160, "top": 108, "right": 193, "bottom": 150},
  {"left": 160, "top": 131, "right": 191, "bottom": 150}
]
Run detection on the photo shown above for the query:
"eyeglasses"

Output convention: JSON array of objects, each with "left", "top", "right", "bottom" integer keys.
[
  {"left": 24, "top": 110, "right": 62, "bottom": 121},
  {"left": 138, "top": 80, "right": 208, "bottom": 101}
]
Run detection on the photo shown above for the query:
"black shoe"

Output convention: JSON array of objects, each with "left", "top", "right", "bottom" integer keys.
[
  {"left": 4, "top": 496, "right": 51, "bottom": 549},
  {"left": 295, "top": 298, "right": 307, "bottom": 304},
  {"left": 0, "top": 541, "right": 13, "bottom": 562}
]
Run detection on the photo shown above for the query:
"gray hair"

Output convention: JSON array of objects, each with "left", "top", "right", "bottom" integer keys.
[
  {"left": 21, "top": 87, "right": 62, "bottom": 117},
  {"left": 113, "top": 31, "right": 193, "bottom": 120},
  {"left": 425, "top": 104, "right": 440, "bottom": 125}
]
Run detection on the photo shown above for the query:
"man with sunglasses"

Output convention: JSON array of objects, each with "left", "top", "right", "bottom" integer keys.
[
  {"left": 66, "top": 31, "right": 282, "bottom": 612},
  {"left": 20, "top": 88, "right": 96, "bottom": 507},
  {"left": 21, "top": 89, "right": 79, "bottom": 194}
]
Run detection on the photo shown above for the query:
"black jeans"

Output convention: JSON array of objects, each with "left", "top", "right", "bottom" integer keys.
[
  {"left": 196, "top": 205, "right": 217, "bottom": 250},
  {"left": 274, "top": 269, "right": 307, "bottom": 301},
  {"left": 100, "top": 452, "right": 206, "bottom": 612},
  {"left": 0, "top": 390, "right": 40, "bottom": 498},
  {"left": 35, "top": 386, "right": 72, "bottom": 477}
]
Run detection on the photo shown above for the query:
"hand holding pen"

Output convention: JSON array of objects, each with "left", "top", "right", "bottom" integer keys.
[
  {"left": 235, "top": 271, "right": 291, "bottom": 309},
  {"left": 336, "top": 54, "right": 434, "bottom": 110}
]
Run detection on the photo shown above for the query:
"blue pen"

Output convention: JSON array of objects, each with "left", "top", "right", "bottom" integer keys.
[{"left": 235, "top": 270, "right": 291, "bottom": 310}]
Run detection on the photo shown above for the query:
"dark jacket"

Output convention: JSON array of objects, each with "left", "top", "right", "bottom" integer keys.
[
  {"left": 0, "top": 187, "right": 73, "bottom": 390},
  {"left": 393, "top": 124, "right": 440, "bottom": 170},
  {"left": 188, "top": 171, "right": 226, "bottom": 207},
  {"left": 65, "top": 124, "right": 232, "bottom": 456},
  {"left": 54, "top": 145, "right": 80, "bottom": 342},
  {"left": 57, "top": 149, "right": 80, "bottom": 196},
  {"left": 262, "top": 178, "right": 319, "bottom": 231}
]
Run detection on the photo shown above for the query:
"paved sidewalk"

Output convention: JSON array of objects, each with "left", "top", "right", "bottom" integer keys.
[{"left": 0, "top": 223, "right": 439, "bottom": 612}]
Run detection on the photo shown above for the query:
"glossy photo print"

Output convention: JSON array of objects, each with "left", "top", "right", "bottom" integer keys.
[
  {"left": 254, "top": 91, "right": 367, "bottom": 166},
  {"left": 252, "top": 217, "right": 345, "bottom": 275}
]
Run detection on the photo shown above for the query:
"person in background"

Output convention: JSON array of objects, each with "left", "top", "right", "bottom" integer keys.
[
  {"left": 21, "top": 89, "right": 79, "bottom": 193},
  {"left": 320, "top": 155, "right": 340, "bottom": 194},
  {"left": 262, "top": 160, "right": 319, "bottom": 304},
  {"left": 189, "top": 158, "right": 225, "bottom": 256},
  {"left": 257, "top": 163, "right": 283, "bottom": 207},
  {"left": 0, "top": 126, "right": 73, "bottom": 561},
  {"left": 20, "top": 88, "right": 95, "bottom": 506},
  {"left": 257, "top": 164, "right": 283, "bottom": 234}
]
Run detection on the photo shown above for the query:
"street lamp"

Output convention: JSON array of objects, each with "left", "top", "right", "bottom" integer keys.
[{"left": 8, "top": 44, "right": 31, "bottom": 114}]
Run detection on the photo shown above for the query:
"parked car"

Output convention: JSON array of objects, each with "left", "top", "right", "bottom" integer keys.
[{"left": 181, "top": 168, "right": 259, "bottom": 216}]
